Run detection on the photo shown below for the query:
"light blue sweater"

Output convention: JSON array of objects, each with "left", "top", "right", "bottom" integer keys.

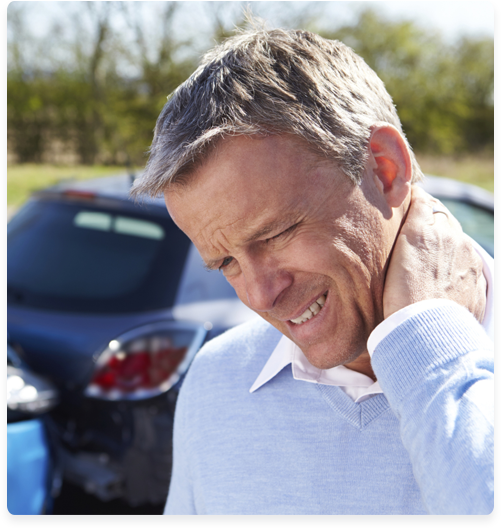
[{"left": 165, "top": 304, "right": 493, "bottom": 514}]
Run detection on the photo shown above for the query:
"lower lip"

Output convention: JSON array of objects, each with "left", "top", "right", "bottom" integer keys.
[{"left": 285, "top": 292, "right": 332, "bottom": 342}]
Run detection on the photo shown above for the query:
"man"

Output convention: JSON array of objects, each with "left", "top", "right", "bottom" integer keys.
[{"left": 132, "top": 26, "right": 493, "bottom": 514}]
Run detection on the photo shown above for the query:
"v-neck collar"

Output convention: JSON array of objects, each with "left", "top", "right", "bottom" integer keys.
[{"left": 316, "top": 384, "right": 391, "bottom": 430}]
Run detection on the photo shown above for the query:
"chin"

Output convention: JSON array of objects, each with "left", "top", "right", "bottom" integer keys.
[
  {"left": 301, "top": 347, "right": 348, "bottom": 370},
  {"left": 301, "top": 339, "right": 366, "bottom": 371}
]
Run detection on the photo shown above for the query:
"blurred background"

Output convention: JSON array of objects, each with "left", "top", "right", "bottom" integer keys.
[
  {"left": 6, "top": 0, "right": 494, "bottom": 516},
  {"left": 7, "top": 0, "right": 494, "bottom": 216}
]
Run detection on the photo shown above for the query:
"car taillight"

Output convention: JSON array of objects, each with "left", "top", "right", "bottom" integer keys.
[
  {"left": 85, "top": 322, "right": 207, "bottom": 400},
  {"left": 63, "top": 190, "right": 97, "bottom": 200}
]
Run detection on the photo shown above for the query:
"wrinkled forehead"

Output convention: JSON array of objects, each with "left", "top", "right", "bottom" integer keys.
[
  {"left": 170, "top": 133, "right": 335, "bottom": 191},
  {"left": 163, "top": 135, "right": 338, "bottom": 239}
]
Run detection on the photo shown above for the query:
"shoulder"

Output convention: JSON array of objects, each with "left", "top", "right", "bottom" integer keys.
[
  {"left": 179, "top": 317, "right": 282, "bottom": 397},
  {"left": 198, "top": 317, "right": 281, "bottom": 368}
]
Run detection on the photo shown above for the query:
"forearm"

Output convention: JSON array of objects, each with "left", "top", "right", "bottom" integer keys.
[{"left": 369, "top": 303, "right": 494, "bottom": 514}]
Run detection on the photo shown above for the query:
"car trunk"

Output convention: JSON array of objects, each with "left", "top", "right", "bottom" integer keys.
[{"left": 7, "top": 305, "right": 175, "bottom": 388}]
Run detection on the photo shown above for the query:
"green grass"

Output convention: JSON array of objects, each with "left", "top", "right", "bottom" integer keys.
[
  {"left": 416, "top": 154, "right": 494, "bottom": 194},
  {"left": 7, "top": 155, "right": 494, "bottom": 209},
  {"left": 7, "top": 164, "right": 141, "bottom": 207}
]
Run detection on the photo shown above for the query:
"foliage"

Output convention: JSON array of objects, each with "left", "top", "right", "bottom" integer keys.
[
  {"left": 320, "top": 10, "right": 493, "bottom": 155},
  {"left": 7, "top": 1, "right": 197, "bottom": 166},
  {"left": 7, "top": 3, "right": 494, "bottom": 167}
]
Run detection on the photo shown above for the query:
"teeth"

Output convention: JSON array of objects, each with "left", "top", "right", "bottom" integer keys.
[
  {"left": 310, "top": 303, "right": 320, "bottom": 316},
  {"left": 290, "top": 294, "right": 326, "bottom": 325}
]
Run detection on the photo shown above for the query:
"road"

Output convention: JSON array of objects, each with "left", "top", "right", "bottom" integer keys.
[{"left": 52, "top": 480, "right": 164, "bottom": 515}]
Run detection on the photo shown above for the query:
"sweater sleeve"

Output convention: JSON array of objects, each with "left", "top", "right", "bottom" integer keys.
[
  {"left": 164, "top": 376, "right": 196, "bottom": 514},
  {"left": 370, "top": 304, "right": 494, "bottom": 515}
]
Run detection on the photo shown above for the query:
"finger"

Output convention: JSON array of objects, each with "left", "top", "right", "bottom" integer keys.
[
  {"left": 430, "top": 198, "right": 463, "bottom": 232},
  {"left": 476, "top": 270, "right": 487, "bottom": 322},
  {"left": 430, "top": 203, "right": 451, "bottom": 226},
  {"left": 409, "top": 186, "right": 462, "bottom": 232}
]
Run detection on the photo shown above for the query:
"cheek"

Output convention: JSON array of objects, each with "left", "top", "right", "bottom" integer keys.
[
  {"left": 297, "top": 228, "right": 380, "bottom": 295},
  {"left": 285, "top": 226, "right": 351, "bottom": 274},
  {"left": 332, "top": 210, "right": 388, "bottom": 266}
]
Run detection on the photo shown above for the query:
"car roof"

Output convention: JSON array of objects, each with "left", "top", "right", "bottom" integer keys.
[
  {"left": 45, "top": 172, "right": 166, "bottom": 209},
  {"left": 418, "top": 175, "right": 493, "bottom": 211}
]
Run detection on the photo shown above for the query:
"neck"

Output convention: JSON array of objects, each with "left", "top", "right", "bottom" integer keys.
[
  {"left": 344, "top": 192, "right": 413, "bottom": 383},
  {"left": 344, "top": 351, "right": 376, "bottom": 381}
]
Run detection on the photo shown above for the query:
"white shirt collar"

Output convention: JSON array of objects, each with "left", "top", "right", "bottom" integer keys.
[
  {"left": 249, "top": 336, "right": 382, "bottom": 402},
  {"left": 250, "top": 238, "right": 493, "bottom": 401}
]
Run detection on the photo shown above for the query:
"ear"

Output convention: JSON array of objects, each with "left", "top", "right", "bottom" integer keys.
[{"left": 366, "top": 124, "right": 412, "bottom": 208}]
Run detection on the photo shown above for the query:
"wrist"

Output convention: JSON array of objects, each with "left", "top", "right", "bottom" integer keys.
[{"left": 368, "top": 299, "right": 462, "bottom": 357}]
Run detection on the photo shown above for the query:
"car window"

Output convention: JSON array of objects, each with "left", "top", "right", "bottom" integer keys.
[
  {"left": 74, "top": 211, "right": 165, "bottom": 240},
  {"left": 439, "top": 199, "right": 494, "bottom": 257},
  {"left": 7, "top": 199, "right": 191, "bottom": 313}
]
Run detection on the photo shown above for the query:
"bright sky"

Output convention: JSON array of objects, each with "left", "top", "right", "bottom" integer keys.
[
  {"left": 211, "top": 1, "right": 495, "bottom": 41},
  {"left": 355, "top": 1, "right": 495, "bottom": 40},
  {"left": 8, "top": 0, "right": 493, "bottom": 73},
  {"left": 10, "top": 1, "right": 495, "bottom": 42}
]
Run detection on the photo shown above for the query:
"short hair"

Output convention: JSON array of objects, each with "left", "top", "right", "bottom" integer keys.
[{"left": 131, "top": 25, "right": 423, "bottom": 198}]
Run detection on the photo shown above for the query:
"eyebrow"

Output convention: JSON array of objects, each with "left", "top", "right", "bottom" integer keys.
[
  {"left": 202, "top": 216, "right": 299, "bottom": 271},
  {"left": 242, "top": 218, "right": 293, "bottom": 244}
]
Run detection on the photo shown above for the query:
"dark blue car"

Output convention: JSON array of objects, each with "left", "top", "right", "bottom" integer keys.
[
  {"left": 7, "top": 341, "right": 59, "bottom": 514},
  {"left": 7, "top": 173, "right": 256, "bottom": 508}
]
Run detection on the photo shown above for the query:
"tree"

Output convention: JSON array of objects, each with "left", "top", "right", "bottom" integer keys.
[
  {"left": 7, "top": 3, "right": 494, "bottom": 166},
  {"left": 320, "top": 9, "right": 494, "bottom": 155}
]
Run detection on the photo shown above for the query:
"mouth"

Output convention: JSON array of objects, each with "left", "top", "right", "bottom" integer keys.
[{"left": 289, "top": 293, "right": 327, "bottom": 325}]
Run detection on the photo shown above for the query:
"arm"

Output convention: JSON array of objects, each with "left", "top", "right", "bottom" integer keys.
[
  {"left": 375, "top": 186, "right": 493, "bottom": 514},
  {"left": 370, "top": 302, "right": 493, "bottom": 514}
]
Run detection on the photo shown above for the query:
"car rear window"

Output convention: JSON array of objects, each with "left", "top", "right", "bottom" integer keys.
[{"left": 7, "top": 198, "right": 191, "bottom": 313}]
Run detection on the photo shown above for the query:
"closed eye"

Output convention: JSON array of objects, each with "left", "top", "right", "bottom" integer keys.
[
  {"left": 266, "top": 223, "right": 299, "bottom": 243},
  {"left": 217, "top": 222, "right": 300, "bottom": 271}
]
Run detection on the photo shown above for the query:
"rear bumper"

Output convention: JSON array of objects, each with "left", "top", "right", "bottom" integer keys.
[{"left": 51, "top": 390, "right": 177, "bottom": 506}]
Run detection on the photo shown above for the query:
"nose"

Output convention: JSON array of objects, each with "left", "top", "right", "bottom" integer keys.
[{"left": 240, "top": 257, "right": 292, "bottom": 313}]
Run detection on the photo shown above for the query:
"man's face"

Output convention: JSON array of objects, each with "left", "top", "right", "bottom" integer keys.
[{"left": 165, "top": 135, "right": 401, "bottom": 370}]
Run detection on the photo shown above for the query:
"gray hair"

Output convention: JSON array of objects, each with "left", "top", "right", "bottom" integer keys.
[{"left": 131, "top": 25, "right": 423, "bottom": 198}]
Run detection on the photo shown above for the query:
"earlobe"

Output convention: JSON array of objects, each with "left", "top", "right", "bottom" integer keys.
[{"left": 368, "top": 124, "right": 412, "bottom": 208}]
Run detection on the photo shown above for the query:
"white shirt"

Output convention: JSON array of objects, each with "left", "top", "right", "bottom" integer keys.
[{"left": 250, "top": 238, "right": 494, "bottom": 402}]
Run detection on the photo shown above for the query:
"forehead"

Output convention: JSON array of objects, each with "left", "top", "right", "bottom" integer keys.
[
  {"left": 196, "top": 134, "right": 323, "bottom": 190},
  {"left": 164, "top": 135, "right": 340, "bottom": 251}
]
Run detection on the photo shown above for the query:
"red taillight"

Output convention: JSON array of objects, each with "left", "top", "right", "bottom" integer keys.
[
  {"left": 85, "top": 323, "right": 206, "bottom": 400},
  {"left": 90, "top": 345, "right": 187, "bottom": 394},
  {"left": 63, "top": 190, "right": 97, "bottom": 200}
]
